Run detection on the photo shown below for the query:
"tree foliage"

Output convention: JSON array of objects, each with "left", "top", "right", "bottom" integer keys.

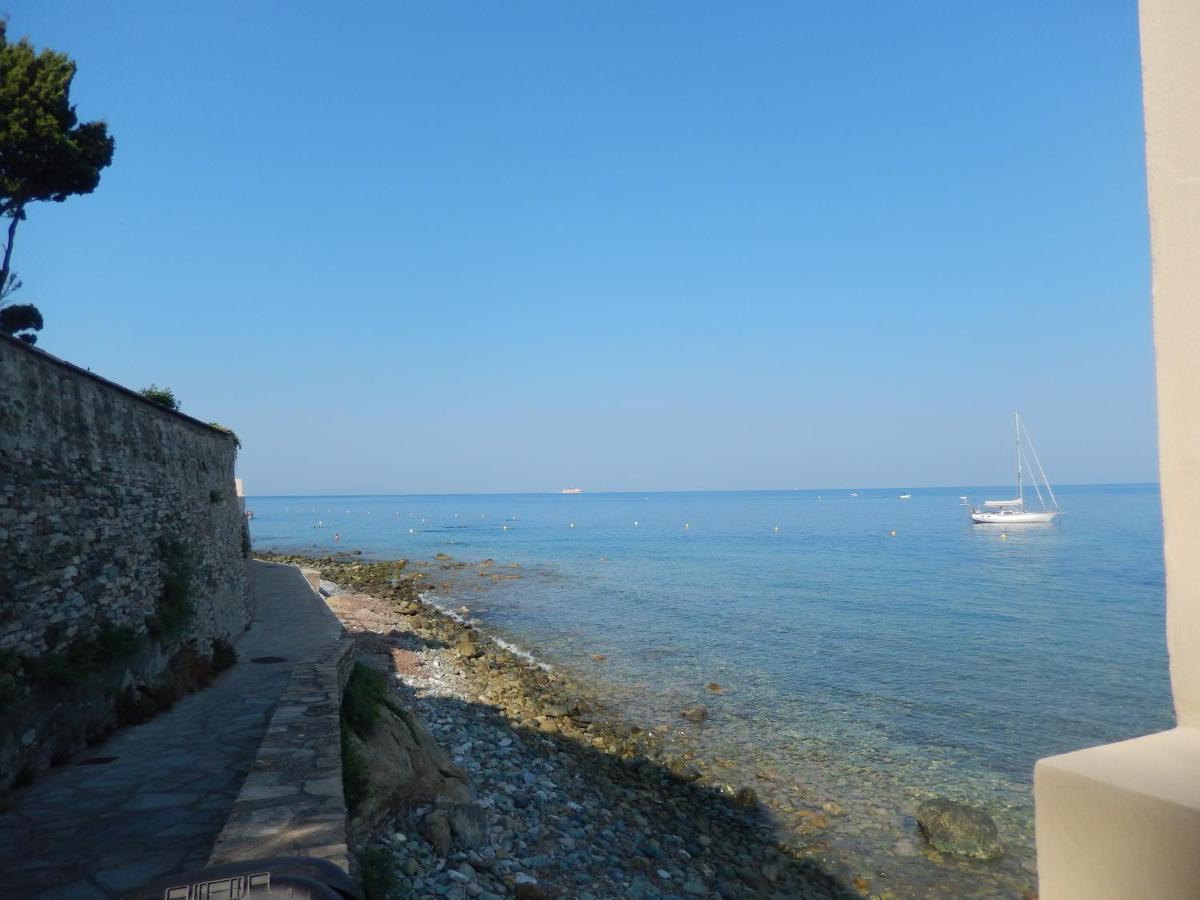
[
  {"left": 0, "top": 300, "right": 42, "bottom": 344},
  {"left": 140, "top": 384, "right": 179, "bottom": 411},
  {"left": 0, "top": 21, "right": 115, "bottom": 337}
]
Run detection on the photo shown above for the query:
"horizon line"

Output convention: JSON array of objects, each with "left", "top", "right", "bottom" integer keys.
[{"left": 243, "top": 480, "right": 1160, "bottom": 499}]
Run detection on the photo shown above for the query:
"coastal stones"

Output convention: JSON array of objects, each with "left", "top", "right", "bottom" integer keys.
[
  {"left": 422, "top": 809, "right": 453, "bottom": 855},
  {"left": 916, "top": 798, "right": 1004, "bottom": 860},
  {"left": 705, "top": 682, "right": 722, "bottom": 693},
  {"left": 291, "top": 555, "right": 864, "bottom": 900},
  {"left": 668, "top": 760, "right": 702, "bottom": 784},
  {"left": 456, "top": 638, "right": 483, "bottom": 660},
  {"left": 732, "top": 786, "right": 759, "bottom": 808},
  {"left": 679, "top": 706, "right": 709, "bottom": 724}
]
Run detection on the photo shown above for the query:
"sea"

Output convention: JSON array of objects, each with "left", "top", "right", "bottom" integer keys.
[{"left": 248, "top": 484, "right": 1172, "bottom": 898}]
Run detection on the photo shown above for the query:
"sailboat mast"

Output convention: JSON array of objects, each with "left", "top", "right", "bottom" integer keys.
[{"left": 1015, "top": 410, "right": 1023, "bottom": 502}]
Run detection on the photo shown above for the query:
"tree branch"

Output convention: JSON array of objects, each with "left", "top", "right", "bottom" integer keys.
[{"left": 0, "top": 208, "right": 22, "bottom": 302}]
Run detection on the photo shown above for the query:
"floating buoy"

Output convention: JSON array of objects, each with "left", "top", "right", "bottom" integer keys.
[
  {"left": 569, "top": 522, "right": 575, "bottom": 528},
  {"left": 409, "top": 528, "right": 414, "bottom": 534},
  {"left": 684, "top": 523, "right": 690, "bottom": 529},
  {"left": 1000, "top": 533, "right": 1008, "bottom": 540},
  {"left": 502, "top": 524, "right": 508, "bottom": 531},
  {"left": 634, "top": 520, "right": 639, "bottom": 526},
  {"left": 889, "top": 530, "right": 896, "bottom": 537}
]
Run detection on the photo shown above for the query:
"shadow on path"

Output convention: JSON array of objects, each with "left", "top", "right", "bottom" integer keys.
[{"left": 0, "top": 562, "right": 343, "bottom": 899}]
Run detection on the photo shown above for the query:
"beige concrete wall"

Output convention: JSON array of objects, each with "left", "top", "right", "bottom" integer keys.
[
  {"left": 1141, "top": 0, "right": 1200, "bottom": 726},
  {"left": 1034, "top": 5, "right": 1200, "bottom": 898}
]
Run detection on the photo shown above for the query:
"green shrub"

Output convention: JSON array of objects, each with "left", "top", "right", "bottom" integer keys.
[
  {"left": 0, "top": 673, "right": 21, "bottom": 709},
  {"left": 342, "top": 663, "right": 388, "bottom": 736},
  {"left": 115, "top": 688, "right": 159, "bottom": 725},
  {"left": 96, "top": 623, "right": 139, "bottom": 659},
  {"left": 27, "top": 622, "right": 140, "bottom": 687},
  {"left": 242, "top": 521, "right": 252, "bottom": 558},
  {"left": 208, "top": 422, "right": 241, "bottom": 449},
  {"left": 148, "top": 539, "right": 196, "bottom": 637},
  {"left": 341, "top": 729, "right": 369, "bottom": 813},
  {"left": 359, "top": 846, "right": 397, "bottom": 900},
  {"left": 211, "top": 638, "right": 237, "bottom": 672},
  {"left": 139, "top": 384, "right": 179, "bottom": 411}
]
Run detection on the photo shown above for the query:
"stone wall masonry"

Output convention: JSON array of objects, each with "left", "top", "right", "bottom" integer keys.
[
  {"left": 0, "top": 334, "right": 252, "bottom": 786},
  {"left": 208, "top": 622, "right": 356, "bottom": 871}
]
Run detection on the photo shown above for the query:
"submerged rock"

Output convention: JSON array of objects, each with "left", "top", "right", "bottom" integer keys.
[
  {"left": 916, "top": 798, "right": 1004, "bottom": 860},
  {"left": 732, "top": 786, "right": 759, "bottom": 808},
  {"left": 680, "top": 706, "right": 709, "bottom": 724}
]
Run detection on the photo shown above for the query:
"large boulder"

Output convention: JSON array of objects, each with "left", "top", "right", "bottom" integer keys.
[
  {"left": 350, "top": 697, "right": 471, "bottom": 831},
  {"left": 916, "top": 798, "right": 1004, "bottom": 860}
]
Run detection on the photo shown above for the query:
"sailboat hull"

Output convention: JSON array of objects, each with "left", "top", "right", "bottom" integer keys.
[{"left": 971, "top": 510, "right": 1057, "bottom": 524}]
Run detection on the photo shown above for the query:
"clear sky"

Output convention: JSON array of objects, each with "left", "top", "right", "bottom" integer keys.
[{"left": 5, "top": 1, "right": 1155, "bottom": 494}]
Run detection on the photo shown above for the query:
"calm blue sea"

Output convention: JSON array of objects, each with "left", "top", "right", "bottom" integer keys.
[{"left": 249, "top": 485, "right": 1171, "bottom": 895}]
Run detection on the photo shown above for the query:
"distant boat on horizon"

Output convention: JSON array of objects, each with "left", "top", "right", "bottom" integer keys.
[
  {"left": 850, "top": 491, "right": 859, "bottom": 497},
  {"left": 560, "top": 488, "right": 583, "bottom": 494},
  {"left": 970, "top": 412, "right": 1061, "bottom": 524},
  {"left": 899, "top": 493, "right": 912, "bottom": 500}
]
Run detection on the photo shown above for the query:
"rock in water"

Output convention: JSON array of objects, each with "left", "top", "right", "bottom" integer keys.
[
  {"left": 916, "top": 798, "right": 1004, "bottom": 860},
  {"left": 680, "top": 706, "right": 709, "bottom": 724},
  {"left": 668, "top": 760, "right": 702, "bottom": 784},
  {"left": 732, "top": 786, "right": 758, "bottom": 808}
]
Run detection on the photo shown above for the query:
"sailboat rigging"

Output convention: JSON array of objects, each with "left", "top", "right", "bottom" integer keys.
[{"left": 970, "top": 412, "right": 1061, "bottom": 524}]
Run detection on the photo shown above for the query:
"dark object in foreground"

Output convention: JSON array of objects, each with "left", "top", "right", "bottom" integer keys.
[
  {"left": 916, "top": 797, "right": 1005, "bottom": 860},
  {"left": 122, "top": 856, "right": 362, "bottom": 900}
]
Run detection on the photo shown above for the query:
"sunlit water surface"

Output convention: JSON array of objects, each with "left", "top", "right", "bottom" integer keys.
[{"left": 250, "top": 485, "right": 1171, "bottom": 898}]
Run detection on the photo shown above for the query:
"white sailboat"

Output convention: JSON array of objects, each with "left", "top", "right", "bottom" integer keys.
[{"left": 971, "top": 412, "right": 1061, "bottom": 524}]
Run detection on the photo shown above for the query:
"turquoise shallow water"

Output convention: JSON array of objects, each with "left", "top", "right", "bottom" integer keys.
[{"left": 250, "top": 485, "right": 1172, "bottom": 897}]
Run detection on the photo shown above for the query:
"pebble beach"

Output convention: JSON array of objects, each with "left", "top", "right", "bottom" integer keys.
[{"left": 268, "top": 553, "right": 862, "bottom": 900}]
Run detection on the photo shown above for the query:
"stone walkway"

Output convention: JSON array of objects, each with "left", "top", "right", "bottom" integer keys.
[{"left": 0, "top": 562, "right": 344, "bottom": 899}]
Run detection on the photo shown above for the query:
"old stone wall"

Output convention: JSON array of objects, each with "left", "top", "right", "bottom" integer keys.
[{"left": 0, "top": 334, "right": 252, "bottom": 785}]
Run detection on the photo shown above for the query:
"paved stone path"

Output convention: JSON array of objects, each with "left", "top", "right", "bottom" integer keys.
[{"left": 0, "top": 562, "right": 344, "bottom": 899}]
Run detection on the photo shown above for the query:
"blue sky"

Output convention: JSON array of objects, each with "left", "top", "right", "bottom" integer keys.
[{"left": 5, "top": 2, "right": 1154, "bottom": 494}]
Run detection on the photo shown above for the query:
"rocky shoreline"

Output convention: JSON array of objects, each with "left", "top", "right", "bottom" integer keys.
[{"left": 262, "top": 552, "right": 863, "bottom": 900}]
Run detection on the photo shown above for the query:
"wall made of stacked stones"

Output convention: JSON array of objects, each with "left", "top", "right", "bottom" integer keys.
[{"left": 0, "top": 335, "right": 251, "bottom": 783}]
